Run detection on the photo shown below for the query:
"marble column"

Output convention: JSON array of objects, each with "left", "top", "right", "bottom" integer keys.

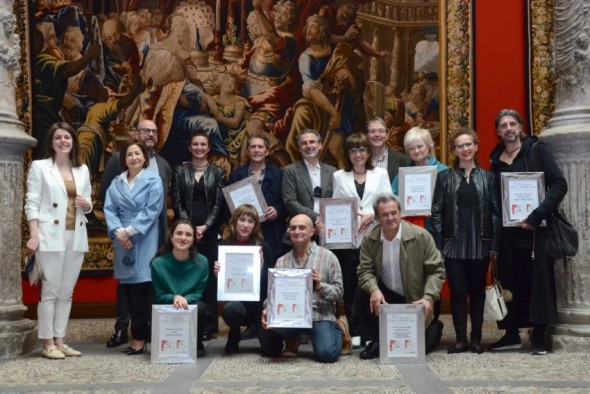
[
  {"left": 540, "top": 0, "right": 590, "bottom": 351},
  {"left": 0, "top": 0, "right": 38, "bottom": 357}
]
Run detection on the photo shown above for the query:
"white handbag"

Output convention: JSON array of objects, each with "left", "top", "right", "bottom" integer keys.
[{"left": 483, "top": 256, "right": 507, "bottom": 321}]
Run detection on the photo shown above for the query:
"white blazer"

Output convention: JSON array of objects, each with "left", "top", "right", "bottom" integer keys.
[
  {"left": 332, "top": 167, "right": 393, "bottom": 214},
  {"left": 25, "top": 158, "right": 92, "bottom": 252}
]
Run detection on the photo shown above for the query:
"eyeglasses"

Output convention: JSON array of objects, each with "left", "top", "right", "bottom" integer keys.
[
  {"left": 454, "top": 142, "right": 475, "bottom": 150},
  {"left": 349, "top": 147, "right": 368, "bottom": 155},
  {"left": 138, "top": 128, "right": 157, "bottom": 135}
]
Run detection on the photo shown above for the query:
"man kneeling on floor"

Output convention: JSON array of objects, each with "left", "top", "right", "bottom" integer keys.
[
  {"left": 260, "top": 214, "right": 351, "bottom": 363},
  {"left": 356, "top": 193, "right": 445, "bottom": 360}
]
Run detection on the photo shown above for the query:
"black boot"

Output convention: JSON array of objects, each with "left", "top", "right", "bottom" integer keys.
[
  {"left": 470, "top": 330, "right": 484, "bottom": 354},
  {"left": 106, "top": 330, "right": 128, "bottom": 348}
]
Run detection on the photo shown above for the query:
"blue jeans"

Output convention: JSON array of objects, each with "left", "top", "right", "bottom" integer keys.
[{"left": 259, "top": 320, "right": 342, "bottom": 363}]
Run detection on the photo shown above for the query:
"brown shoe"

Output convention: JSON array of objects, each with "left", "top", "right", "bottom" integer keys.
[
  {"left": 282, "top": 337, "right": 299, "bottom": 358},
  {"left": 336, "top": 317, "right": 353, "bottom": 355}
]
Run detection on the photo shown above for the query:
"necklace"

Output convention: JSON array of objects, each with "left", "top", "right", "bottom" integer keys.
[
  {"left": 353, "top": 169, "right": 367, "bottom": 175},
  {"left": 504, "top": 145, "right": 521, "bottom": 157},
  {"left": 193, "top": 163, "right": 208, "bottom": 172}
]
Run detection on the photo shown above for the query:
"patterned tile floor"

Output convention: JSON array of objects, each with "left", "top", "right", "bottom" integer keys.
[{"left": 1, "top": 316, "right": 589, "bottom": 393}]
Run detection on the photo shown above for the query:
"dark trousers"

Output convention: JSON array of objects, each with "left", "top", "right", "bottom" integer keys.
[
  {"left": 445, "top": 257, "right": 488, "bottom": 341},
  {"left": 194, "top": 300, "right": 207, "bottom": 343},
  {"left": 114, "top": 282, "right": 131, "bottom": 333},
  {"left": 355, "top": 283, "right": 441, "bottom": 352},
  {"left": 199, "top": 232, "right": 219, "bottom": 333},
  {"left": 333, "top": 248, "right": 360, "bottom": 335},
  {"left": 122, "top": 282, "right": 153, "bottom": 341},
  {"left": 222, "top": 301, "right": 259, "bottom": 329}
]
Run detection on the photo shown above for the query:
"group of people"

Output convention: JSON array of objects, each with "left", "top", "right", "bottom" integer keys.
[{"left": 25, "top": 108, "right": 567, "bottom": 362}]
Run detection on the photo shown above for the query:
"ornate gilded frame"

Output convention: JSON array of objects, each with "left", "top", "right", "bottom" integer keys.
[{"left": 527, "top": 0, "right": 554, "bottom": 135}]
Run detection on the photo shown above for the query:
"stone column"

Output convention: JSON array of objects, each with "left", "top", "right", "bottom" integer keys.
[
  {"left": 541, "top": 0, "right": 590, "bottom": 351},
  {"left": 0, "top": 0, "right": 38, "bottom": 357}
]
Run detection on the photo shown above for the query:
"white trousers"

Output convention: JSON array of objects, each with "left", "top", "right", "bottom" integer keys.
[{"left": 36, "top": 230, "right": 84, "bottom": 339}]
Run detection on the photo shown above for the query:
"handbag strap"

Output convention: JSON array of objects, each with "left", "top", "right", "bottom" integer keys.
[{"left": 485, "top": 255, "right": 498, "bottom": 286}]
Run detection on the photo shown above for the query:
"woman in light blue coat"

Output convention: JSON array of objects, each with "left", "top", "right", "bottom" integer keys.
[{"left": 104, "top": 139, "right": 163, "bottom": 355}]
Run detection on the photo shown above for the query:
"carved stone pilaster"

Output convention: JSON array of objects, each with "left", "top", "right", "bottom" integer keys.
[
  {"left": 541, "top": 0, "right": 590, "bottom": 351},
  {"left": 0, "top": 0, "right": 37, "bottom": 358}
]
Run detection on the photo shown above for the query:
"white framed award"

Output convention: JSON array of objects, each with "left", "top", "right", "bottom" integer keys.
[
  {"left": 217, "top": 245, "right": 261, "bottom": 301},
  {"left": 151, "top": 305, "right": 198, "bottom": 364},
  {"left": 267, "top": 268, "right": 313, "bottom": 328},
  {"left": 398, "top": 166, "right": 437, "bottom": 216},
  {"left": 222, "top": 176, "right": 269, "bottom": 222},
  {"left": 379, "top": 304, "right": 425, "bottom": 364},
  {"left": 319, "top": 197, "right": 359, "bottom": 249},
  {"left": 500, "top": 172, "right": 546, "bottom": 227}
]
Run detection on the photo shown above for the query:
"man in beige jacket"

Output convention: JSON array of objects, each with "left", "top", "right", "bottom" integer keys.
[{"left": 356, "top": 193, "right": 445, "bottom": 359}]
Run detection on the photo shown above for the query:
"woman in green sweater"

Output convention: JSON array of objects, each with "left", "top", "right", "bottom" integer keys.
[{"left": 151, "top": 219, "right": 209, "bottom": 357}]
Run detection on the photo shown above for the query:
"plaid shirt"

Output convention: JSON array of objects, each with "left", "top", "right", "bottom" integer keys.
[{"left": 275, "top": 242, "right": 343, "bottom": 322}]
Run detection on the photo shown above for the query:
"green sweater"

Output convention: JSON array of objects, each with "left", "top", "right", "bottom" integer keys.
[{"left": 151, "top": 252, "right": 209, "bottom": 304}]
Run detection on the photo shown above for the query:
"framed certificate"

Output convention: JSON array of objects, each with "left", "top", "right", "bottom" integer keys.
[
  {"left": 151, "top": 305, "right": 198, "bottom": 364},
  {"left": 500, "top": 172, "right": 546, "bottom": 227},
  {"left": 379, "top": 304, "right": 425, "bottom": 364},
  {"left": 319, "top": 197, "right": 359, "bottom": 249},
  {"left": 217, "top": 245, "right": 261, "bottom": 301},
  {"left": 398, "top": 166, "right": 437, "bottom": 216},
  {"left": 222, "top": 176, "right": 269, "bottom": 222},
  {"left": 267, "top": 268, "right": 313, "bottom": 328}
]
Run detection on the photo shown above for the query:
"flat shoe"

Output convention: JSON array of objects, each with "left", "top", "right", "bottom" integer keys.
[
  {"left": 60, "top": 344, "right": 82, "bottom": 357},
  {"left": 41, "top": 346, "right": 65, "bottom": 360},
  {"left": 127, "top": 345, "right": 146, "bottom": 356}
]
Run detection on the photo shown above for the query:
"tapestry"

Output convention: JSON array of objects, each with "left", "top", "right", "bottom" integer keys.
[{"left": 16, "top": 0, "right": 472, "bottom": 271}]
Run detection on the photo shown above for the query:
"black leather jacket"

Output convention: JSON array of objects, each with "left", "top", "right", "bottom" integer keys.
[
  {"left": 172, "top": 162, "right": 227, "bottom": 230},
  {"left": 431, "top": 167, "right": 501, "bottom": 254}
]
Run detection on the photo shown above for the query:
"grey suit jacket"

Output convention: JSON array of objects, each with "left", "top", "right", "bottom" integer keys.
[
  {"left": 99, "top": 152, "right": 171, "bottom": 247},
  {"left": 386, "top": 149, "right": 410, "bottom": 183},
  {"left": 282, "top": 160, "right": 337, "bottom": 222}
]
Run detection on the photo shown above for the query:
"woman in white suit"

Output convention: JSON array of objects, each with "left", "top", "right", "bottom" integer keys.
[
  {"left": 332, "top": 133, "right": 392, "bottom": 348},
  {"left": 25, "top": 122, "right": 92, "bottom": 360}
]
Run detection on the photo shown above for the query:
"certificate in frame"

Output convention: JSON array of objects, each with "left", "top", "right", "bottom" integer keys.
[
  {"left": 217, "top": 245, "right": 261, "bottom": 301},
  {"left": 319, "top": 197, "right": 359, "bottom": 249},
  {"left": 500, "top": 172, "right": 546, "bottom": 227},
  {"left": 222, "top": 176, "right": 269, "bottom": 222},
  {"left": 151, "top": 305, "right": 198, "bottom": 364},
  {"left": 267, "top": 268, "right": 313, "bottom": 328},
  {"left": 398, "top": 166, "right": 438, "bottom": 216},
  {"left": 379, "top": 304, "right": 425, "bottom": 364}
]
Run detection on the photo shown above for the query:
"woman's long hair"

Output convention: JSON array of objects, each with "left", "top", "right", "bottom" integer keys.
[
  {"left": 156, "top": 219, "right": 197, "bottom": 257},
  {"left": 222, "top": 204, "right": 264, "bottom": 245},
  {"left": 44, "top": 122, "right": 83, "bottom": 167}
]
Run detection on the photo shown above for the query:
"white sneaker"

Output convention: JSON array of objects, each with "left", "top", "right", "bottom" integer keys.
[{"left": 41, "top": 346, "right": 65, "bottom": 360}]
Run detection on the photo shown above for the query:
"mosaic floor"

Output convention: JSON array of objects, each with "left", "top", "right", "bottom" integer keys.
[{"left": 1, "top": 316, "right": 589, "bottom": 393}]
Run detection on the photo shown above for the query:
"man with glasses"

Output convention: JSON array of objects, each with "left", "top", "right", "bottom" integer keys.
[
  {"left": 99, "top": 118, "right": 171, "bottom": 348},
  {"left": 366, "top": 117, "right": 409, "bottom": 183},
  {"left": 489, "top": 109, "right": 567, "bottom": 355}
]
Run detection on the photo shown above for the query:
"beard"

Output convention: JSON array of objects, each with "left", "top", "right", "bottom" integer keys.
[{"left": 61, "top": 46, "right": 81, "bottom": 61}]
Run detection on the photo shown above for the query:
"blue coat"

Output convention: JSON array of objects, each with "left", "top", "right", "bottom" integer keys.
[{"left": 104, "top": 170, "right": 163, "bottom": 284}]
